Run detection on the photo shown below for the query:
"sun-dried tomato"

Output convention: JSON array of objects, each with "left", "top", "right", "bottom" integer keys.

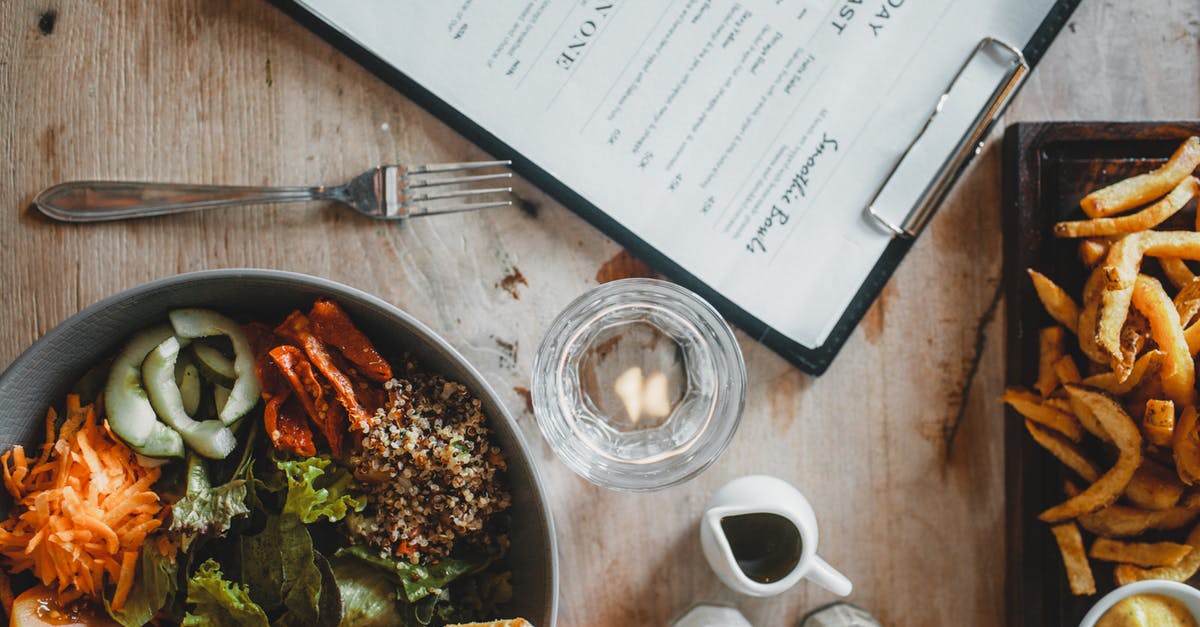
[{"left": 309, "top": 298, "right": 393, "bottom": 382}]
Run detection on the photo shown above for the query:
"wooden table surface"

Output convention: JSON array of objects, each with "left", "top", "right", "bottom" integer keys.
[{"left": 1, "top": 2, "right": 1198, "bottom": 625}]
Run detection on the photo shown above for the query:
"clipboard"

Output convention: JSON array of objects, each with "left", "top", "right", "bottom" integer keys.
[{"left": 269, "top": 0, "right": 1082, "bottom": 375}]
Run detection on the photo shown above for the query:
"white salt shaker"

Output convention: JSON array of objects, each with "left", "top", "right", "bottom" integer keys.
[{"left": 671, "top": 604, "right": 754, "bottom": 627}]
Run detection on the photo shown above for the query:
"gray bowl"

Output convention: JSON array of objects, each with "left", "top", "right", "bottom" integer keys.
[{"left": 0, "top": 269, "right": 558, "bottom": 626}]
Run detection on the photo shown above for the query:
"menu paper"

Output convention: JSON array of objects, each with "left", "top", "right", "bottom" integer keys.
[{"left": 298, "top": 0, "right": 1054, "bottom": 347}]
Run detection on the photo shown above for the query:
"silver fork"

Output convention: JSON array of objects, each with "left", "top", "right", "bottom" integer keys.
[{"left": 34, "top": 160, "right": 514, "bottom": 222}]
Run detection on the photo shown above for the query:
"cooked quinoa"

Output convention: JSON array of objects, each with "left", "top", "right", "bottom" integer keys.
[{"left": 348, "top": 365, "right": 511, "bottom": 564}]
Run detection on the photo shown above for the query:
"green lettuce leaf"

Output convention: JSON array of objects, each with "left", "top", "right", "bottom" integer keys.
[
  {"left": 169, "top": 453, "right": 250, "bottom": 550},
  {"left": 170, "top": 479, "right": 249, "bottom": 548},
  {"left": 333, "top": 545, "right": 487, "bottom": 603},
  {"left": 103, "top": 541, "right": 178, "bottom": 627},
  {"left": 239, "top": 512, "right": 323, "bottom": 624},
  {"left": 440, "top": 570, "right": 513, "bottom": 623},
  {"left": 330, "top": 556, "right": 405, "bottom": 627},
  {"left": 182, "top": 559, "right": 269, "bottom": 627},
  {"left": 276, "top": 456, "right": 365, "bottom": 524}
]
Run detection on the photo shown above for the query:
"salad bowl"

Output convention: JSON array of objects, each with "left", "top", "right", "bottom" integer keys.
[{"left": 0, "top": 268, "right": 558, "bottom": 626}]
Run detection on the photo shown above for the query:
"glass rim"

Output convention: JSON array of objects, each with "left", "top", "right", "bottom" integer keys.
[{"left": 531, "top": 278, "right": 746, "bottom": 491}]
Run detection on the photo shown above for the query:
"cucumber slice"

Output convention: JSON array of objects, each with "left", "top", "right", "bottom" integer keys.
[
  {"left": 143, "top": 337, "right": 238, "bottom": 460},
  {"left": 192, "top": 343, "right": 237, "bottom": 387},
  {"left": 177, "top": 361, "right": 202, "bottom": 416},
  {"left": 137, "top": 422, "right": 185, "bottom": 459},
  {"left": 105, "top": 324, "right": 176, "bottom": 448},
  {"left": 169, "top": 309, "right": 261, "bottom": 425},
  {"left": 134, "top": 453, "right": 173, "bottom": 468},
  {"left": 213, "top": 384, "right": 232, "bottom": 416}
]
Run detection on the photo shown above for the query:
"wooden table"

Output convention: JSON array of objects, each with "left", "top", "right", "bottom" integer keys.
[{"left": 1, "top": 2, "right": 1197, "bottom": 625}]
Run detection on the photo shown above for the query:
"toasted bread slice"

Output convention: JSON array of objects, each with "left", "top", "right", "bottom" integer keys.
[{"left": 446, "top": 614, "right": 530, "bottom": 619}]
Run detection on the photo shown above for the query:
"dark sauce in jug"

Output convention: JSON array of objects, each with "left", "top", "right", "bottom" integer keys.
[{"left": 720, "top": 513, "right": 802, "bottom": 584}]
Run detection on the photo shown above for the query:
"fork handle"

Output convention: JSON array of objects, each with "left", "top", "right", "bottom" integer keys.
[{"left": 34, "top": 181, "right": 326, "bottom": 222}]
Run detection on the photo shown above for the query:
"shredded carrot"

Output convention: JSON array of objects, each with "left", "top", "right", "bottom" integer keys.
[
  {"left": 0, "top": 395, "right": 165, "bottom": 610},
  {"left": 110, "top": 550, "right": 138, "bottom": 611}
]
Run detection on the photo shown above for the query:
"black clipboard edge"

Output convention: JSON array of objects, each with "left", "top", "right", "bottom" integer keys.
[{"left": 268, "top": 0, "right": 1082, "bottom": 376}]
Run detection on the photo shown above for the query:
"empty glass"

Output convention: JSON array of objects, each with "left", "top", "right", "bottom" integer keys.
[{"left": 531, "top": 279, "right": 746, "bottom": 491}]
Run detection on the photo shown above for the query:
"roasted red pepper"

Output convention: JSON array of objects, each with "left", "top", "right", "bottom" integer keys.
[
  {"left": 276, "top": 311, "right": 372, "bottom": 431},
  {"left": 309, "top": 298, "right": 393, "bottom": 382},
  {"left": 269, "top": 345, "right": 346, "bottom": 457},
  {"left": 263, "top": 393, "right": 316, "bottom": 457}
]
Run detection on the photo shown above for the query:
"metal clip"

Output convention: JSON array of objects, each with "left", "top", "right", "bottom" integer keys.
[{"left": 864, "top": 37, "right": 1028, "bottom": 238}]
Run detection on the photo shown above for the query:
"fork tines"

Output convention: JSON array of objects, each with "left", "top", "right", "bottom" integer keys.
[{"left": 395, "top": 160, "right": 514, "bottom": 217}]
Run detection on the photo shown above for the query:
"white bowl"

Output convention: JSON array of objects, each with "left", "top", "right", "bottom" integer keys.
[{"left": 1079, "top": 580, "right": 1200, "bottom": 627}]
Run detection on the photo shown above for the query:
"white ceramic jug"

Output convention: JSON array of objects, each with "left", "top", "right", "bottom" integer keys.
[{"left": 700, "top": 475, "right": 852, "bottom": 597}]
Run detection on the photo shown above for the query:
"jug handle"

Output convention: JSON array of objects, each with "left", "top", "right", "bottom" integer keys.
[{"left": 807, "top": 555, "right": 853, "bottom": 597}]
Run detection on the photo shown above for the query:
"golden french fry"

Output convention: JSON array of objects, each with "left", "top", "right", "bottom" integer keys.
[
  {"left": 1078, "top": 500, "right": 1200, "bottom": 538},
  {"left": 1081, "top": 136, "right": 1200, "bottom": 218},
  {"left": 1070, "top": 485, "right": 1200, "bottom": 538},
  {"left": 1081, "top": 350, "right": 1163, "bottom": 396},
  {"left": 1080, "top": 239, "right": 1111, "bottom": 268},
  {"left": 1056, "top": 177, "right": 1199, "bottom": 238},
  {"left": 1036, "top": 327, "right": 1066, "bottom": 397},
  {"left": 1025, "top": 420, "right": 1100, "bottom": 483},
  {"left": 1131, "top": 275, "right": 1195, "bottom": 406},
  {"left": 1040, "top": 386, "right": 1142, "bottom": 522},
  {"left": 1114, "top": 522, "right": 1200, "bottom": 586},
  {"left": 1175, "top": 277, "right": 1200, "bottom": 327},
  {"left": 1053, "top": 355, "right": 1083, "bottom": 386},
  {"left": 1175, "top": 405, "right": 1200, "bottom": 485},
  {"left": 1123, "top": 458, "right": 1185, "bottom": 510},
  {"left": 1001, "top": 388, "right": 1083, "bottom": 442},
  {"left": 1079, "top": 265, "right": 1111, "bottom": 364},
  {"left": 1113, "top": 309, "right": 1148, "bottom": 383},
  {"left": 1160, "top": 257, "right": 1197, "bottom": 290},
  {"left": 1051, "top": 522, "right": 1095, "bottom": 596},
  {"left": 1028, "top": 270, "right": 1080, "bottom": 335},
  {"left": 1187, "top": 321, "right": 1200, "bottom": 356},
  {"left": 1098, "top": 231, "right": 1200, "bottom": 360},
  {"left": 1143, "top": 399, "right": 1176, "bottom": 447},
  {"left": 1090, "top": 537, "right": 1193, "bottom": 568}
]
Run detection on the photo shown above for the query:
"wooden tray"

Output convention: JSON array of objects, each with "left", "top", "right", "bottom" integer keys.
[{"left": 1003, "top": 121, "right": 1200, "bottom": 626}]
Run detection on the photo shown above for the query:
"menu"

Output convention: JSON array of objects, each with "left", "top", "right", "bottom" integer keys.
[{"left": 294, "top": 0, "right": 1060, "bottom": 354}]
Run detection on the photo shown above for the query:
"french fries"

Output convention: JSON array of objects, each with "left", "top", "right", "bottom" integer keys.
[
  {"left": 1174, "top": 276, "right": 1200, "bottom": 326},
  {"left": 1160, "top": 257, "right": 1196, "bottom": 289},
  {"left": 1055, "top": 177, "right": 1199, "bottom": 238},
  {"left": 1131, "top": 275, "right": 1196, "bottom": 405},
  {"left": 1143, "top": 399, "right": 1176, "bottom": 447},
  {"left": 1051, "top": 522, "right": 1095, "bottom": 595},
  {"left": 1174, "top": 405, "right": 1200, "bottom": 485},
  {"left": 1098, "top": 231, "right": 1200, "bottom": 361},
  {"left": 1001, "top": 389, "right": 1083, "bottom": 442},
  {"left": 1028, "top": 270, "right": 1080, "bottom": 334},
  {"left": 1089, "top": 537, "right": 1192, "bottom": 567},
  {"left": 1039, "top": 387, "right": 1141, "bottom": 523},
  {"left": 1113, "top": 523, "right": 1200, "bottom": 586},
  {"left": 1053, "top": 355, "right": 1083, "bottom": 386},
  {"left": 1012, "top": 137, "right": 1200, "bottom": 595},
  {"left": 1025, "top": 420, "right": 1100, "bottom": 483},
  {"left": 1077, "top": 500, "right": 1200, "bottom": 538},
  {"left": 1081, "top": 136, "right": 1200, "bottom": 218},
  {"left": 1078, "top": 266, "right": 1111, "bottom": 364},
  {"left": 1036, "top": 327, "right": 1066, "bottom": 397},
  {"left": 1123, "top": 459, "right": 1184, "bottom": 510},
  {"left": 1080, "top": 350, "right": 1161, "bottom": 396},
  {"left": 1080, "top": 239, "right": 1111, "bottom": 268}
]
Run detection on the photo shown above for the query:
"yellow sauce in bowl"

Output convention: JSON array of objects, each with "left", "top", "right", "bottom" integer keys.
[{"left": 1097, "top": 593, "right": 1198, "bottom": 627}]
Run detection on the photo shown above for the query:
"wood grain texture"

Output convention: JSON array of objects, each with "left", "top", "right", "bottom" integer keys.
[{"left": 0, "top": 1, "right": 1197, "bottom": 625}]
